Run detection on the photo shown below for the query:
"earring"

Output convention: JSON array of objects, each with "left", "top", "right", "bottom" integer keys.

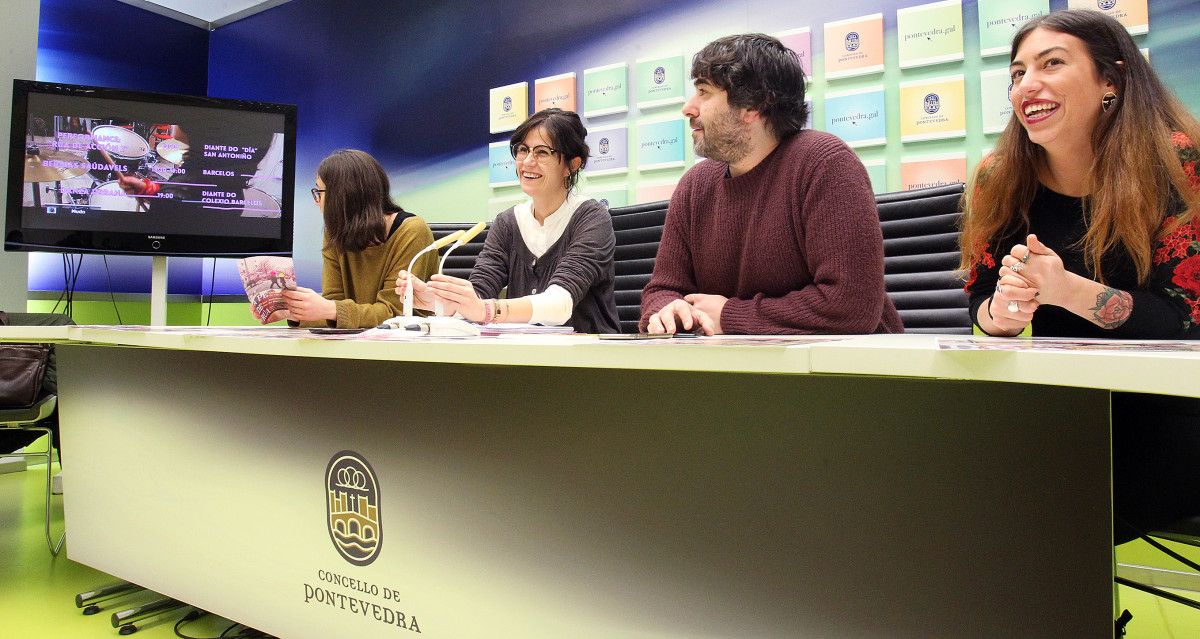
[{"left": 1101, "top": 91, "right": 1118, "bottom": 112}]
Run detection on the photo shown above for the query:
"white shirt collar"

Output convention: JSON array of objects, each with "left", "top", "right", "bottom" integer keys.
[{"left": 513, "top": 193, "right": 584, "bottom": 258}]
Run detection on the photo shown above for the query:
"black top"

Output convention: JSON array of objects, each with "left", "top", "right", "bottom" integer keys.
[
  {"left": 470, "top": 198, "right": 620, "bottom": 334},
  {"left": 966, "top": 185, "right": 1200, "bottom": 339},
  {"left": 386, "top": 209, "right": 412, "bottom": 238}
]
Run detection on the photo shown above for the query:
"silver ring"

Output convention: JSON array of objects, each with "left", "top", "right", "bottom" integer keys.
[
  {"left": 1007, "top": 300, "right": 1020, "bottom": 313},
  {"left": 1010, "top": 262, "right": 1025, "bottom": 273},
  {"left": 1021, "top": 249, "right": 1031, "bottom": 264},
  {"left": 996, "top": 283, "right": 1004, "bottom": 296}
]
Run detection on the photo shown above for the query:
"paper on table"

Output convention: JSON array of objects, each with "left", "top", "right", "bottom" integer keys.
[
  {"left": 937, "top": 336, "right": 1200, "bottom": 353},
  {"left": 479, "top": 323, "right": 576, "bottom": 335}
]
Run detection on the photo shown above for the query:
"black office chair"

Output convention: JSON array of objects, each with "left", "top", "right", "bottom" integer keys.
[
  {"left": 429, "top": 222, "right": 490, "bottom": 280},
  {"left": 609, "top": 201, "right": 669, "bottom": 334},
  {"left": 876, "top": 184, "right": 972, "bottom": 334}
]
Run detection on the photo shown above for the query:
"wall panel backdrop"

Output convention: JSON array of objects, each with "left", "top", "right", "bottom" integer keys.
[
  {"left": 208, "top": 0, "right": 1200, "bottom": 290},
  {"left": 30, "top": 0, "right": 210, "bottom": 297},
  {"left": 28, "top": 0, "right": 1200, "bottom": 306}
]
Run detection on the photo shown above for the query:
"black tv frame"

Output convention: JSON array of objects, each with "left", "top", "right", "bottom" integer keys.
[{"left": 6, "top": 79, "right": 296, "bottom": 257}]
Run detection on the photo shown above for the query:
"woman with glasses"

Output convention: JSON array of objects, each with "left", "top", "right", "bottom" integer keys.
[
  {"left": 398, "top": 108, "right": 619, "bottom": 333},
  {"left": 282, "top": 149, "right": 437, "bottom": 327}
]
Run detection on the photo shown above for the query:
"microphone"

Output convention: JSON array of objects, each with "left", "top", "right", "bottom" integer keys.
[
  {"left": 438, "top": 222, "right": 485, "bottom": 274},
  {"left": 434, "top": 222, "right": 486, "bottom": 316},
  {"left": 403, "top": 230, "right": 464, "bottom": 317}
]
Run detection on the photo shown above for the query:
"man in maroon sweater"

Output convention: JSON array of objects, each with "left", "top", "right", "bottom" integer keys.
[{"left": 641, "top": 34, "right": 903, "bottom": 335}]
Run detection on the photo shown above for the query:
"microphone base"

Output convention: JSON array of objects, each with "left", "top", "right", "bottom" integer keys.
[{"left": 382, "top": 316, "right": 482, "bottom": 337}]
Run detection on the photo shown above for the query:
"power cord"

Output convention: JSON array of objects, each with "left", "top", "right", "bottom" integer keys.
[
  {"left": 52, "top": 253, "right": 84, "bottom": 318},
  {"left": 174, "top": 608, "right": 272, "bottom": 639},
  {"left": 50, "top": 254, "right": 69, "bottom": 315},
  {"left": 206, "top": 257, "right": 217, "bottom": 326},
  {"left": 102, "top": 255, "right": 123, "bottom": 324},
  {"left": 68, "top": 254, "right": 82, "bottom": 317},
  {"left": 173, "top": 608, "right": 211, "bottom": 639},
  {"left": 175, "top": 610, "right": 277, "bottom": 639}
]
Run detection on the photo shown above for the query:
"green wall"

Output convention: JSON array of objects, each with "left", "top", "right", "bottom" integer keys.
[{"left": 26, "top": 297, "right": 271, "bottom": 326}]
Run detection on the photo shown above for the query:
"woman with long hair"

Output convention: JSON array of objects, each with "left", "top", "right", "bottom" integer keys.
[
  {"left": 397, "top": 108, "right": 619, "bottom": 333},
  {"left": 960, "top": 9, "right": 1200, "bottom": 544},
  {"left": 283, "top": 149, "right": 437, "bottom": 327}
]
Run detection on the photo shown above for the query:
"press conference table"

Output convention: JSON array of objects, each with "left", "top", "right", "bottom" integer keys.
[{"left": 24, "top": 327, "right": 1200, "bottom": 638}]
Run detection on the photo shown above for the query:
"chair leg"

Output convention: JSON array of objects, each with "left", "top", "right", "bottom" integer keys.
[{"left": 26, "top": 424, "right": 65, "bottom": 555}]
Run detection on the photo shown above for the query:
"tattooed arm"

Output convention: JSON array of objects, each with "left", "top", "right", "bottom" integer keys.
[
  {"left": 1087, "top": 286, "right": 1134, "bottom": 329},
  {"left": 1057, "top": 277, "right": 1134, "bottom": 330}
]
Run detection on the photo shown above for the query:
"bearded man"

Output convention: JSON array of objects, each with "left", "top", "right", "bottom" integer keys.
[{"left": 640, "top": 33, "right": 903, "bottom": 335}]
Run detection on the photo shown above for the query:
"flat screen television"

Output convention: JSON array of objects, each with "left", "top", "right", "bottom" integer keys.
[{"left": 6, "top": 79, "right": 296, "bottom": 256}]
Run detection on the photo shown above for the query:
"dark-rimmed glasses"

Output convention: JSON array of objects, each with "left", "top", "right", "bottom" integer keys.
[
  {"left": 510, "top": 144, "right": 559, "bottom": 164},
  {"left": 310, "top": 187, "right": 326, "bottom": 203}
]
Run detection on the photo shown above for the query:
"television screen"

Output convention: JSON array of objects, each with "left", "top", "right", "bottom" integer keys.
[{"left": 6, "top": 80, "right": 296, "bottom": 256}]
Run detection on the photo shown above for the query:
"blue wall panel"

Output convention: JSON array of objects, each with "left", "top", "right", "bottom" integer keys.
[{"left": 37, "top": 0, "right": 208, "bottom": 95}]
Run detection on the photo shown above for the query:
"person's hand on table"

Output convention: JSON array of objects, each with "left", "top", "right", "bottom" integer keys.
[
  {"left": 646, "top": 298, "right": 716, "bottom": 336},
  {"left": 683, "top": 293, "right": 726, "bottom": 335}
]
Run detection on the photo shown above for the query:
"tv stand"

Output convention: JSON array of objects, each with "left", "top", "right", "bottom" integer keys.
[{"left": 149, "top": 256, "right": 167, "bottom": 327}]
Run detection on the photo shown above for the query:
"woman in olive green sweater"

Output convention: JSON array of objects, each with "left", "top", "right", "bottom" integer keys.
[{"left": 283, "top": 149, "right": 436, "bottom": 328}]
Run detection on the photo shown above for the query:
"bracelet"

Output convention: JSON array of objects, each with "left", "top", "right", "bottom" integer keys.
[
  {"left": 481, "top": 299, "right": 494, "bottom": 324},
  {"left": 975, "top": 296, "right": 1004, "bottom": 337}
]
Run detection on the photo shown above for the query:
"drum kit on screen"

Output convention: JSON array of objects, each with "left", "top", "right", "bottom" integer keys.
[{"left": 22, "top": 119, "right": 189, "bottom": 213}]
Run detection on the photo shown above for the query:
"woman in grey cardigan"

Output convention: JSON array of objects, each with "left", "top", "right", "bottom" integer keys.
[{"left": 398, "top": 109, "right": 619, "bottom": 333}]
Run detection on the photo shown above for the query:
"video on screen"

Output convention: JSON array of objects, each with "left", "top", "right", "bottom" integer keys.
[{"left": 18, "top": 92, "right": 286, "bottom": 240}]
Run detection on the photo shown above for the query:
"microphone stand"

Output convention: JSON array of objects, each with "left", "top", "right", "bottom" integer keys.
[
  {"left": 380, "top": 230, "right": 482, "bottom": 336},
  {"left": 434, "top": 222, "right": 486, "bottom": 317},
  {"left": 403, "top": 230, "right": 463, "bottom": 317}
]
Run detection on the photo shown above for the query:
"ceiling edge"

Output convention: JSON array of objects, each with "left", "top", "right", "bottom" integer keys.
[
  {"left": 210, "top": 0, "right": 292, "bottom": 29},
  {"left": 114, "top": 0, "right": 212, "bottom": 29}
]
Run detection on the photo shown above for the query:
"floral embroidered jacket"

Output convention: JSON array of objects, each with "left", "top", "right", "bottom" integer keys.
[{"left": 964, "top": 138, "right": 1200, "bottom": 338}]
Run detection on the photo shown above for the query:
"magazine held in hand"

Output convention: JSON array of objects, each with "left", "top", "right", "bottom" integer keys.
[{"left": 238, "top": 256, "right": 296, "bottom": 323}]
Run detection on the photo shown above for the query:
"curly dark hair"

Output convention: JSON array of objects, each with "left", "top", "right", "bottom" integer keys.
[{"left": 690, "top": 33, "right": 809, "bottom": 139}]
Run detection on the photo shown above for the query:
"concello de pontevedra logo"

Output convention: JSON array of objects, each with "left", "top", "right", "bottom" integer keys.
[{"left": 325, "top": 451, "right": 382, "bottom": 566}]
